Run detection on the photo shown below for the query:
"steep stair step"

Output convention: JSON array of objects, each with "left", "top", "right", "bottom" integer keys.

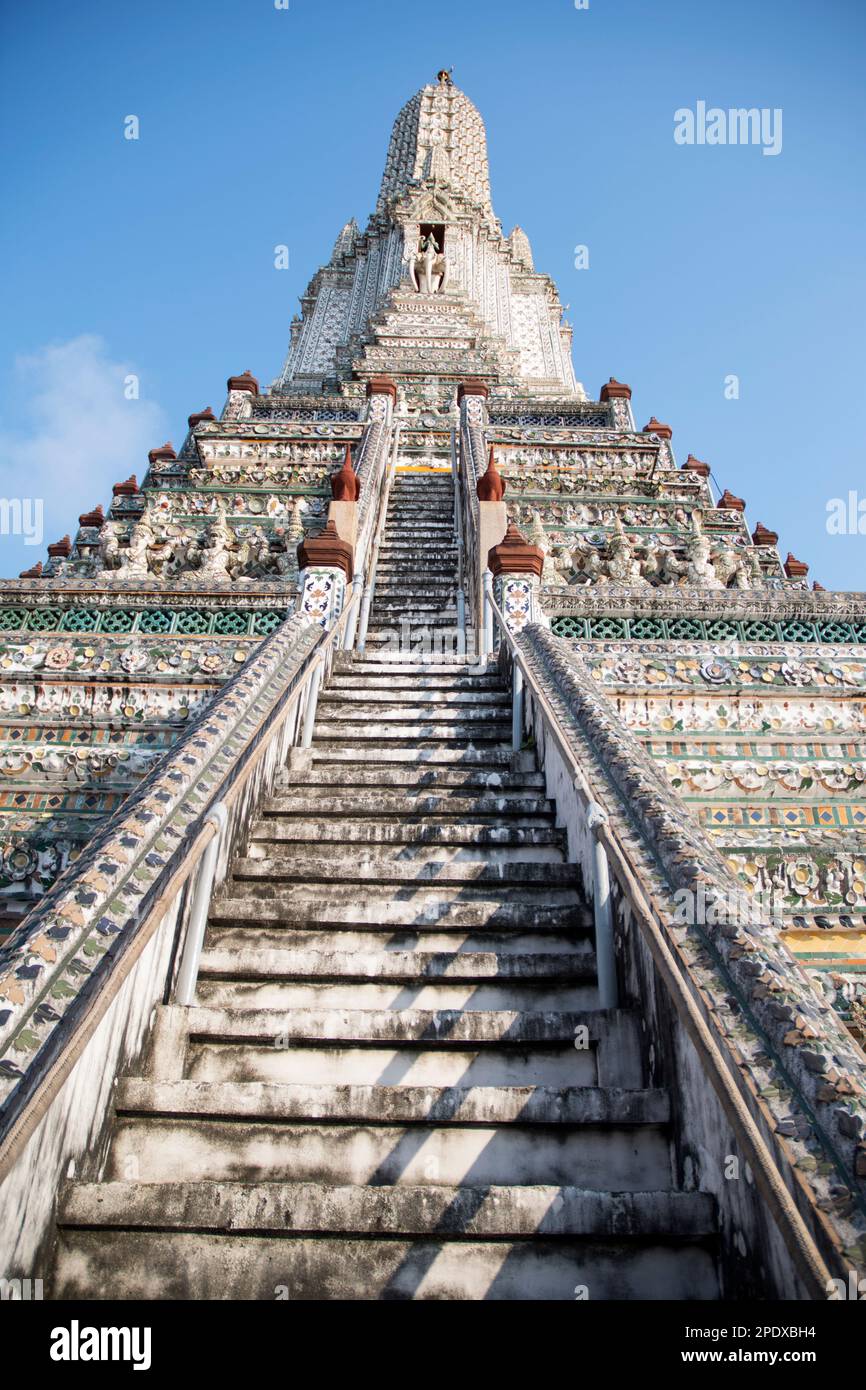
[
  {"left": 198, "top": 933, "right": 596, "bottom": 979},
  {"left": 112, "top": 1080, "right": 671, "bottom": 1126},
  {"left": 230, "top": 857, "right": 579, "bottom": 888}
]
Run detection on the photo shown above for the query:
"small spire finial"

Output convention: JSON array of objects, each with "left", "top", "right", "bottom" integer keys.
[{"left": 437, "top": 68, "right": 453, "bottom": 85}]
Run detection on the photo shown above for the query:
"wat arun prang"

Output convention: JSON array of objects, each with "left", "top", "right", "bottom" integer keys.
[{"left": 0, "top": 67, "right": 864, "bottom": 1047}]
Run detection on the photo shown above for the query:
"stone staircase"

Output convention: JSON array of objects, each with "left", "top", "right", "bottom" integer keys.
[
  {"left": 51, "top": 469, "right": 719, "bottom": 1300},
  {"left": 363, "top": 469, "right": 461, "bottom": 658}
]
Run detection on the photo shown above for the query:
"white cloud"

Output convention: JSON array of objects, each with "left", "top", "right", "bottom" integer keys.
[{"left": 0, "top": 335, "right": 167, "bottom": 574}]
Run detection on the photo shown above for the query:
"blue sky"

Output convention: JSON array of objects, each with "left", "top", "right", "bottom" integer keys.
[{"left": 1, "top": 0, "right": 864, "bottom": 587}]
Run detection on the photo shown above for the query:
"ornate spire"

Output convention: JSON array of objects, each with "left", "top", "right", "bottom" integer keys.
[{"left": 376, "top": 76, "right": 494, "bottom": 221}]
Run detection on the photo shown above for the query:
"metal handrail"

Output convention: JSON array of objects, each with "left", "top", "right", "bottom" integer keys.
[
  {"left": 454, "top": 419, "right": 481, "bottom": 650},
  {"left": 173, "top": 424, "right": 403, "bottom": 998},
  {"left": 170, "top": 425, "right": 406, "bottom": 998},
  {"left": 171, "top": 578, "right": 363, "bottom": 998},
  {"left": 0, "top": 583, "right": 365, "bottom": 1184},
  {"left": 357, "top": 423, "right": 401, "bottom": 654},
  {"left": 486, "top": 588, "right": 835, "bottom": 1301}
]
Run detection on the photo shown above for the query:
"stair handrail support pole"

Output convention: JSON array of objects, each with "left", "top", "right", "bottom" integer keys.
[
  {"left": 511, "top": 660, "right": 524, "bottom": 755},
  {"left": 343, "top": 571, "right": 364, "bottom": 651},
  {"left": 300, "top": 661, "right": 323, "bottom": 748},
  {"left": 585, "top": 800, "right": 619, "bottom": 1011},
  {"left": 482, "top": 567, "right": 494, "bottom": 658},
  {"left": 357, "top": 422, "right": 400, "bottom": 656},
  {"left": 175, "top": 802, "right": 229, "bottom": 1007}
]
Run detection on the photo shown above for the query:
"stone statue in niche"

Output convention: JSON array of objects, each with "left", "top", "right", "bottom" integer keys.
[
  {"left": 119, "top": 519, "right": 156, "bottom": 578},
  {"left": 410, "top": 232, "right": 448, "bottom": 294},
  {"left": 96, "top": 520, "right": 122, "bottom": 574}
]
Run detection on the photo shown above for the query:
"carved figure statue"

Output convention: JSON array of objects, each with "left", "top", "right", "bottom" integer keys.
[
  {"left": 409, "top": 232, "right": 448, "bottom": 294},
  {"left": 96, "top": 520, "right": 122, "bottom": 574},
  {"left": 120, "top": 519, "right": 155, "bottom": 577}
]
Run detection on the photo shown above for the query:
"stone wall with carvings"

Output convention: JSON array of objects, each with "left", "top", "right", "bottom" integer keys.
[{"left": 0, "top": 385, "right": 383, "bottom": 926}]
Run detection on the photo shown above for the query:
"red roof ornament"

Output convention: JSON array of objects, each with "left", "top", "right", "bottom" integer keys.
[
  {"left": 19, "top": 561, "right": 43, "bottom": 579},
  {"left": 112, "top": 475, "right": 139, "bottom": 496},
  {"left": 227, "top": 369, "right": 259, "bottom": 396},
  {"left": 457, "top": 381, "right": 490, "bottom": 404},
  {"left": 599, "top": 377, "right": 632, "bottom": 401},
  {"left": 784, "top": 553, "right": 809, "bottom": 579},
  {"left": 365, "top": 376, "right": 398, "bottom": 403},
  {"left": 717, "top": 489, "right": 745, "bottom": 512},
  {"left": 297, "top": 519, "right": 354, "bottom": 582},
  {"left": 487, "top": 523, "right": 544, "bottom": 580},
  {"left": 47, "top": 536, "right": 72, "bottom": 558},
  {"left": 642, "top": 417, "right": 673, "bottom": 440},
  {"left": 188, "top": 407, "right": 216, "bottom": 429},
  {"left": 330, "top": 445, "right": 361, "bottom": 502},
  {"left": 682, "top": 454, "right": 710, "bottom": 477},
  {"left": 78, "top": 505, "right": 105, "bottom": 528},
  {"left": 148, "top": 442, "right": 176, "bottom": 465},
  {"left": 751, "top": 522, "right": 779, "bottom": 547},
  {"left": 477, "top": 445, "right": 506, "bottom": 502}
]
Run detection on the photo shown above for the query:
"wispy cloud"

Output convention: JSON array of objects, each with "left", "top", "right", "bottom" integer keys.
[{"left": 0, "top": 335, "right": 166, "bottom": 575}]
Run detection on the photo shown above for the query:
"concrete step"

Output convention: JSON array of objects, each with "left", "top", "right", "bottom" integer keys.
[
  {"left": 181, "top": 1005, "right": 604, "bottom": 1046},
  {"left": 366, "top": 611, "right": 460, "bottom": 626},
  {"left": 374, "top": 583, "right": 456, "bottom": 596},
  {"left": 326, "top": 673, "right": 501, "bottom": 691},
  {"left": 209, "top": 893, "right": 585, "bottom": 931},
  {"left": 278, "top": 764, "right": 541, "bottom": 788},
  {"left": 261, "top": 792, "right": 551, "bottom": 816},
  {"left": 184, "top": 1040, "right": 601, "bottom": 1088},
  {"left": 52, "top": 1226, "right": 719, "bottom": 1300},
  {"left": 59, "top": 1175, "right": 713, "bottom": 1239},
  {"left": 315, "top": 701, "right": 510, "bottom": 722},
  {"left": 371, "top": 596, "right": 457, "bottom": 610},
  {"left": 312, "top": 720, "right": 510, "bottom": 743},
  {"left": 246, "top": 839, "right": 565, "bottom": 865},
  {"left": 374, "top": 564, "right": 458, "bottom": 577},
  {"left": 348, "top": 658, "right": 492, "bottom": 674},
  {"left": 199, "top": 931, "right": 596, "bottom": 978},
  {"left": 231, "top": 856, "right": 578, "bottom": 889},
  {"left": 114, "top": 1079, "right": 670, "bottom": 1126},
  {"left": 248, "top": 821, "right": 564, "bottom": 849},
  {"left": 379, "top": 538, "right": 458, "bottom": 549},
  {"left": 197, "top": 976, "right": 598, "bottom": 1012},
  {"left": 368, "top": 612, "right": 460, "bottom": 627},
  {"left": 102, "top": 1115, "right": 673, "bottom": 1189},
  {"left": 308, "top": 742, "right": 511, "bottom": 760}
]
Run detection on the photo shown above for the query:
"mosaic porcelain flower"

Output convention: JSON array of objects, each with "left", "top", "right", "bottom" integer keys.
[
  {"left": 198, "top": 652, "right": 223, "bottom": 674},
  {"left": 119, "top": 646, "right": 148, "bottom": 674},
  {"left": 612, "top": 657, "right": 643, "bottom": 684},
  {"left": 44, "top": 644, "right": 75, "bottom": 670},
  {"left": 699, "top": 658, "right": 732, "bottom": 685},
  {"left": 781, "top": 661, "right": 814, "bottom": 685},
  {"left": 3, "top": 844, "right": 36, "bottom": 881},
  {"left": 788, "top": 858, "right": 819, "bottom": 896}
]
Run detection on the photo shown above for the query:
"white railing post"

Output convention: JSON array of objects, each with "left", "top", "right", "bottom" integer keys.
[
  {"left": 343, "top": 573, "right": 363, "bottom": 650},
  {"left": 175, "top": 802, "right": 228, "bottom": 1007},
  {"left": 482, "top": 569, "right": 494, "bottom": 658},
  {"left": 300, "top": 663, "right": 323, "bottom": 747},
  {"left": 512, "top": 662, "right": 524, "bottom": 754},
  {"left": 356, "top": 582, "right": 374, "bottom": 655},
  {"left": 456, "top": 587, "right": 466, "bottom": 657},
  {"left": 586, "top": 800, "right": 619, "bottom": 1010}
]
